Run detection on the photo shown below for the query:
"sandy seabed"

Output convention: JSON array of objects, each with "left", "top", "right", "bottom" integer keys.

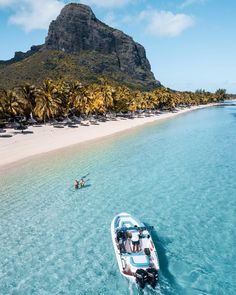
[{"left": 0, "top": 104, "right": 219, "bottom": 169}]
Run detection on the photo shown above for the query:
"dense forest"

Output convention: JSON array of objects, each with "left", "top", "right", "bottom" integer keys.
[{"left": 0, "top": 79, "right": 228, "bottom": 123}]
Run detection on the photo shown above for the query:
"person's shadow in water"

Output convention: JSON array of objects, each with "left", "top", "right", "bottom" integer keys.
[
  {"left": 79, "top": 183, "right": 91, "bottom": 189},
  {"left": 145, "top": 224, "right": 187, "bottom": 295}
]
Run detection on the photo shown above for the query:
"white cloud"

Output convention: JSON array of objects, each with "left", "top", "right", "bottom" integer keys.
[
  {"left": 139, "top": 10, "right": 194, "bottom": 37},
  {"left": 0, "top": 0, "right": 64, "bottom": 32},
  {"left": 79, "top": 0, "right": 131, "bottom": 8},
  {"left": 0, "top": 0, "right": 133, "bottom": 32},
  {"left": 0, "top": 0, "right": 15, "bottom": 6},
  {"left": 180, "top": 0, "right": 207, "bottom": 9},
  {"left": 0, "top": 0, "right": 194, "bottom": 36}
]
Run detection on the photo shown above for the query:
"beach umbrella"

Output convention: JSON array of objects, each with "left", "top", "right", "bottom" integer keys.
[
  {"left": 49, "top": 118, "right": 59, "bottom": 125},
  {"left": 62, "top": 117, "right": 73, "bottom": 125},
  {"left": 27, "top": 117, "right": 37, "bottom": 124},
  {"left": 13, "top": 119, "right": 28, "bottom": 133},
  {"left": 11, "top": 121, "right": 21, "bottom": 129},
  {"left": 71, "top": 115, "right": 81, "bottom": 123}
]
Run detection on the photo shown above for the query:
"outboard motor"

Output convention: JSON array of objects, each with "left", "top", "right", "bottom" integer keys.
[
  {"left": 135, "top": 269, "right": 148, "bottom": 289},
  {"left": 146, "top": 268, "right": 158, "bottom": 288}
]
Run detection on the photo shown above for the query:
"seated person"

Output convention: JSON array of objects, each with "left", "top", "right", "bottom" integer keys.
[
  {"left": 117, "top": 230, "right": 126, "bottom": 253},
  {"left": 144, "top": 247, "right": 151, "bottom": 256},
  {"left": 142, "top": 234, "right": 151, "bottom": 255}
]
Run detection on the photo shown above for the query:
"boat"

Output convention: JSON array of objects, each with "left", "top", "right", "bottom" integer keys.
[{"left": 111, "top": 212, "right": 160, "bottom": 289}]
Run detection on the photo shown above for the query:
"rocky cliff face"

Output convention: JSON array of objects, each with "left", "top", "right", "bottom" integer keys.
[
  {"left": 0, "top": 3, "right": 160, "bottom": 90},
  {"left": 42, "top": 3, "right": 158, "bottom": 88}
]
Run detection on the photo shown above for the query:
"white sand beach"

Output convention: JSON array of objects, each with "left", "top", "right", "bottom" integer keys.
[{"left": 0, "top": 104, "right": 218, "bottom": 168}]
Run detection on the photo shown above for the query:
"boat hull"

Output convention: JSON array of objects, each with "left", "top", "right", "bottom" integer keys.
[{"left": 111, "top": 212, "right": 159, "bottom": 285}]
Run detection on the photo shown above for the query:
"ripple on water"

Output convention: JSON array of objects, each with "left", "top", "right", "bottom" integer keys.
[{"left": 0, "top": 106, "right": 236, "bottom": 295}]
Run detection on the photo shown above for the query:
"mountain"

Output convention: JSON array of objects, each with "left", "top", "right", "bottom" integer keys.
[{"left": 0, "top": 3, "right": 160, "bottom": 90}]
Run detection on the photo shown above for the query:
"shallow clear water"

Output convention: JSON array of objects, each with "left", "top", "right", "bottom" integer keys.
[{"left": 0, "top": 105, "right": 236, "bottom": 295}]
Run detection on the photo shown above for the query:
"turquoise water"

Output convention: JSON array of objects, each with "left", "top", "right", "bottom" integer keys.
[{"left": 0, "top": 105, "right": 236, "bottom": 295}]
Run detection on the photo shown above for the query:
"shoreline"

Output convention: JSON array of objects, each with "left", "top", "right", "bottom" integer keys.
[{"left": 0, "top": 104, "right": 220, "bottom": 169}]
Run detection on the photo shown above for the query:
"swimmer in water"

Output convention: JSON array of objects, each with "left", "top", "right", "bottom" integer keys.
[
  {"left": 79, "top": 178, "right": 85, "bottom": 188},
  {"left": 74, "top": 179, "right": 79, "bottom": 189}
]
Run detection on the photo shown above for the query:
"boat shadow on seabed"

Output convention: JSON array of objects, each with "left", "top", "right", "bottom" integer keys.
[{"left": 133, "top": 224, "right": 188, "bottom": 295}]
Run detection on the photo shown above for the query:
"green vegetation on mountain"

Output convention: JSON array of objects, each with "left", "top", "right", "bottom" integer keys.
[{"left": 0, "top": 50, "right": 156, "bottom": 90}]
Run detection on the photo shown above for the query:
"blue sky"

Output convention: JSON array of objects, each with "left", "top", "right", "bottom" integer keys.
[{"left": 0, "top": 0, "right": 235, "bottom": 93}]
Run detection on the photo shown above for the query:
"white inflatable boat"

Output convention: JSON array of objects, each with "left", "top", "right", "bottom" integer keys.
[{"left": 111, "top": 212, "right": 159, "bottom": 289}]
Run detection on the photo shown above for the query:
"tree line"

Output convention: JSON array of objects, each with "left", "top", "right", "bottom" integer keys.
[{"left": 0, "top": 79, "right": 228, "bottom": 122}]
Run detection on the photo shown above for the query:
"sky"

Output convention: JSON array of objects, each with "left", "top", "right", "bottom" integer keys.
[{"left": 0, "top": 0, "right": 235, "bottom": 93}]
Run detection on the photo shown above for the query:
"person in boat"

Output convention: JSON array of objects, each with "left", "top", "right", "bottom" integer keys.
[
  {"left": 79, "top": 178, "right": 85, "bottom": 188},
  {"left": 117, "top": 230, "right": 126, "bottom": 253},
  {"left": 74, "top": 180, "right": 79, "bottom": 189},
  {"left": 125, "top": 231, "right": 132, "bottom": 253},
  {"left": 131, "top": 226, "right": 141, "bottom": 252},
  {"left": 142, "top": 234, "right": 151, "bottom": 256}
]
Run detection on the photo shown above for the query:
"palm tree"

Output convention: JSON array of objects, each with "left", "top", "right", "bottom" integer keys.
[
  {"left": 87, "top": 84, "right": 106, "bottom": 115},
  {"left": 142, "top": 92, "right": 156, "bottom": 110},
  {"left": 71, "top": 84, "right": 95, "bottom": 116},
  {"left": 34, "top": 80, "right": 61, "bottom": 122},
  {"left": 215, "top": 89, "right": 227, "bottom": 101},
  {"left": 0, "top": 90, "right": 25, "bottom": 119},
  {"left": 99, "top": 81, "right": 115, "bottom": 113},
  {"left": 62, "top": 80, "right": 83, "bottom": 117},
  {"left": 0, "top": 78, "right": 221, "bottom": 121},
  {"left": 19, "top": 83, "right": 38, "bottom": 119},
  {"left": 113, "top": 86, "right": 131, "bottom": 113}
]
